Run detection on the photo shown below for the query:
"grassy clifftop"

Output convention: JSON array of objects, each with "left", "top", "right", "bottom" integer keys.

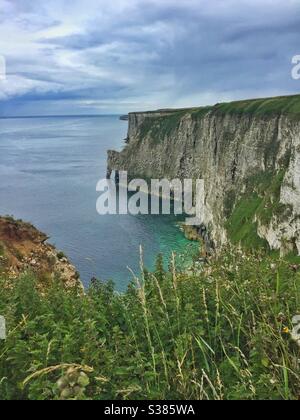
[
  {"left": 212, "top": 94, "right": 300, "bottom": 119},
  {"left": 0, "top": 249, "right": 300, "bottom": 400},
  {"left": 137, "top": 94, "right": 300, "bottom": 145},
  {"left": 185, "top": 94, "right": 300, "bottom": 120}
]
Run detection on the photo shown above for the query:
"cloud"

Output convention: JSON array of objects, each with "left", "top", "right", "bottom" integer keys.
[{"left": 0, "top": 0, "right": 299, "bottom": 115}]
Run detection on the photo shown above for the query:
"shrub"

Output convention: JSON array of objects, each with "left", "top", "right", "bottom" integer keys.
[{"left": 0, "top": 250, "right": 299, "bottom": 400}]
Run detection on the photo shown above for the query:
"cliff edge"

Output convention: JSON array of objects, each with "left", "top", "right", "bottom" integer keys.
[
  {"left": 0, "top": 216, "right": 81, "bottom": 289},
  {"left": 108, "top": 95, "right": 300, "bottom": 255}
]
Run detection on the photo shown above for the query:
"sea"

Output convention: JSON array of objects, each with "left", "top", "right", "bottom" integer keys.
[{"left": 0, "top": 115, "right": 198, "bottom": 290}]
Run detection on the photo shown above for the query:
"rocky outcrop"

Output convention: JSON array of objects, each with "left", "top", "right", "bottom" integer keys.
[
  {"left": 108, "top": 95, "right": 300, "bottom": 255},
  {"left": 0, "top": 216, "right": 82, "bottom": 289}
]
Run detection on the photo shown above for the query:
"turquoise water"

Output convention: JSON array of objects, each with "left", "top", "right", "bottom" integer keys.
[{"left": 0, "top": 116, "right": 198, "bottom": 290}]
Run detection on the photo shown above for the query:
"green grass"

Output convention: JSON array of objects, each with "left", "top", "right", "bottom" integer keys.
[
  {"left": 190, "top": 106, "right": 213, "bottom": 120},
  {"left": 57, "top": 251, "right": 67, "bottom": 261},
  {"left": 0, "top": 242, "right": 5, "bottom": 257},
  {"left": 139, "top": 111, "right": 189, "bottom": 144},
  {"left": 246, "top": 171, "right": 289, "bottom": 225},
  {"left": 138, "top": 95, "right": 300, "bottom": 145},
  {"left": 226, "top": 171, "right": 293, "bottom": 250},
  {"left": 213, "top": 95, "right": 300, "bottom": 120},
  {"left": 226, "top": 193, "right": 268, "bottom": 249},
  {"left": 0, "top": 249, "right": 300, "bottom": 400}
]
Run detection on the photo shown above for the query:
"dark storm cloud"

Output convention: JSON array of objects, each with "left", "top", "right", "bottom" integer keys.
[{"left": 0, "top": 0, "right": 299, "bottom": 115}]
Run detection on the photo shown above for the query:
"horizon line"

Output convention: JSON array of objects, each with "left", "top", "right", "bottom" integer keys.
[{"left": 0, "top": 114, "right": 124, "bottom": 120}]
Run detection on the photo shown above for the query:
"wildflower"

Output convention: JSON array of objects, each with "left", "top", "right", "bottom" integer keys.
[{"left": 283, "top": 327, "right": 290, "bottom": 334}]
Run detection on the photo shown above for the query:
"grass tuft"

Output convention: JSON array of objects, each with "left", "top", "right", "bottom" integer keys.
[{"left": 0, "top": 249, "right": 299, "bottom": 400}]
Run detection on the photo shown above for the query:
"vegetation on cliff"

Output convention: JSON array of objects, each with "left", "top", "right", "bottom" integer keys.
[
  {"left": 213, "top": 94, "right": 300, "bottom": 120},
  {"left": 136, "top": 95, "right": 300, "bottom": 149},
  {"left": 225, "top": 171, "right": 294, "bottom": 252},
  {"left": 139, "top": 110, "right": 188, "bottom": 144},
  {"left": 0, "top": 249, "right": 299, "bottom": 400}
]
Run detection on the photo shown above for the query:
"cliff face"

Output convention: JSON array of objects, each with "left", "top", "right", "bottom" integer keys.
[{"left": 108, "top": 95, "right": 300, "bottom": 255}]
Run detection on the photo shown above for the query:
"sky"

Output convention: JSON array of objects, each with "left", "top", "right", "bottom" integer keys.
[{"left": 0, "top": 0, "right": 299, "bottom": 116}]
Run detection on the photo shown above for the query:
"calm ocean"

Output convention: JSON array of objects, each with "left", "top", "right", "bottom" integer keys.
[{"left": 0, "top": 115, "right": 197, "bottom": 290}]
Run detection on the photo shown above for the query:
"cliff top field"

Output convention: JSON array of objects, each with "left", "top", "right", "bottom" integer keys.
[
  {"left": 212, "top": 94, "right": 300, "bottom": 119},
  {"left": 127, "top": 94, "right": 300, "bottom": 143},
  {"left": 130, "top": 94, "right": 300, "bottom": 121},
  {"left": 0, "top": 242, "right": 299, "bottom": 400},
  {"left": 191, "top": 94, "right": 300, "bottom": 120}
]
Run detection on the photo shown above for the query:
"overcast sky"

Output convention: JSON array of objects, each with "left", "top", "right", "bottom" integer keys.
[{"left": 0, "top": 0, "right": 299, "bottom": 116}]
